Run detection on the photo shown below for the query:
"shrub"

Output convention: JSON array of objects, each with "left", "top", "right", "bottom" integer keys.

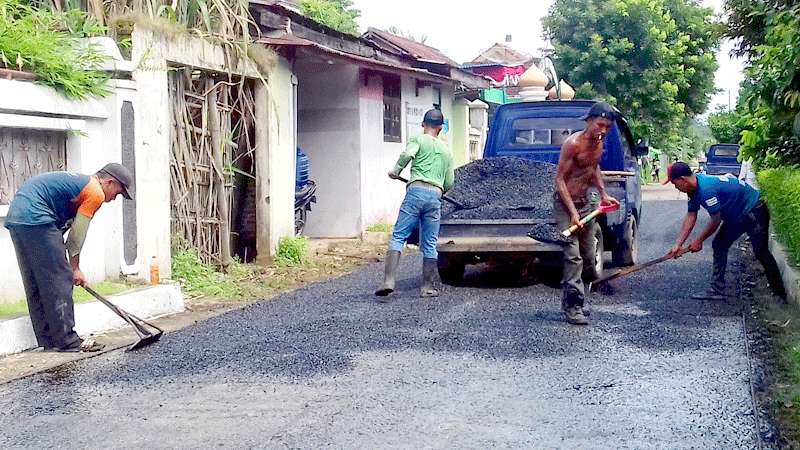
[
  {"left": 276, "top": 237, "right": 309, "bottom": 267},
  {"left": 758, "top": 167, "right": 800, "bottom": 265},
  {"left": 0, "top": 0, "right": 110, "bottom": 99}
]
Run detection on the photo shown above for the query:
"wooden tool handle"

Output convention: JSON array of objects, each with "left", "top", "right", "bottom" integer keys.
[{"left": 562, "top": 209, "right": 602, "bottom": 237}]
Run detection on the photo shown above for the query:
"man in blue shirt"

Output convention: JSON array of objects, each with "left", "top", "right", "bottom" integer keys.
[{"left": 665, "top": 161, "right": 785, "bottom": 301}]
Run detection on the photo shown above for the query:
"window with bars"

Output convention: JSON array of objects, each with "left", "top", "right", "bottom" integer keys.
[{"left": 383, "top": 76, "right": 402, "bottom": 143}]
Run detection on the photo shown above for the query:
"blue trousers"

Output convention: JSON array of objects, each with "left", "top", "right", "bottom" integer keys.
[{"left": 389, "top": 186, "right": 442, "bottom": 259}]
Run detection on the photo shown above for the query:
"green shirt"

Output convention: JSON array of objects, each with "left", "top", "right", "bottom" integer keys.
[{"left": 392, "top": 134, "right": 455, "bottom": 192}]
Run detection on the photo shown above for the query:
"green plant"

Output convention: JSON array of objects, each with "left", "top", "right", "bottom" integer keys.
[
  {"left": 171, "top": 248, "right": 259, "bottom": 298},
  {"left": 298, "top": 0, "right": 360, "bottom": 35},
  {"left": 707, "top": 105, "right": 747, "bottom": 145},
  {"left": 0, "top": 0, "right": 110, "bottom": 99},
  {"left": 366, "top": 223, "right": 392, "bottom": 233},
  {"left": 725, "top": 1, "right": 800, "bottom": 167},
  {"left": 757, "top": 167, "right": 800, "bottom": 265},
  {"left": 543, "top": 0, "right": 722, "bottom": 151},
  {"left": 276, "top": 237, "right": 309, "bottom": 267}
]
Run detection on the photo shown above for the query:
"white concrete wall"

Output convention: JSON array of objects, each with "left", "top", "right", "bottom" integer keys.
[
  {"left": 265, "top": 56, "right": 297, "bottom": 248},
  {"left": 297, "top": 61, "right": 362, "bottom": 238},
  {"left": 0, "top": 78, "right": 127, "bottom": 303},
  {"left": 132, "top": 28, "right": 173, "bottom": 280},
  {"left": 133, "top": 27, "right": 293, "bottom": 261},
  {"left": 359, "top": 75, "right": 457, "bottom": 230}
]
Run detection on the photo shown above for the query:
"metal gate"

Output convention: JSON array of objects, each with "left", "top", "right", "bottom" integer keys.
[{"left": 0, "top": 128, "right": 67, "bottom": 205}]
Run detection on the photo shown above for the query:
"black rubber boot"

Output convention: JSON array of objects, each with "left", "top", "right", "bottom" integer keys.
[
  {"left": 375, "top": 250, "right": 401, "bottom": 297},
  {"left": 420, "top": 258, "right": 440, "bottom": 298}
]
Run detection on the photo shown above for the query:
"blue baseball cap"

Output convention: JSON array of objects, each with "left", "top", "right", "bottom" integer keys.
[{"left": 422, "top": 109, "right": 444, "bottom": 127}]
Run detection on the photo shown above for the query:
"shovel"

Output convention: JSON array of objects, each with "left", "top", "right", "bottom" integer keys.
[
  {"left": 561, "top": 203, "right": 620, "bottom": 237},
  {"left": 83, "top": 285, "right": 164, "bottom": 351},
  {"left": 593, "top": 248, "right": 688, "bottom": 284}
]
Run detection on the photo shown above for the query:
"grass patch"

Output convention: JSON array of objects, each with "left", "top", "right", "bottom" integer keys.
[
  {"left": 276, "top": 236, "right": 309, "bottom": 267},
  {"left": 0, "top": 281, "right": 132, "bottom": 320},
  {"left": 758, "top": 167, "right": 800, "bottom": 266},
  {"left": 171, "top": 249, "right": 260, "bottom": 299},
  {"left": 366, "top": 223, "right": 392, "bottom": 232},
  {"left": 171, "top": 239, "right": 386, "bottom": 306}
]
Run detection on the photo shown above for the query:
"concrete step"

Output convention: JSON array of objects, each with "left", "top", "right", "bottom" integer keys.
[{"left": 0, "top": 283, "right": 184, "bottom": 356}]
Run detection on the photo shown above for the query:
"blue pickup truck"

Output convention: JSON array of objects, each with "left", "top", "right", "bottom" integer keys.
[
  {"left": 437, "top": 100, "right": 648, "bottom": 284},
  {"left": 702, "top": 144, "right": 741, "bottom": 176}
]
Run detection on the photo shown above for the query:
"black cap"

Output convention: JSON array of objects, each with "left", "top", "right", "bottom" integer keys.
[
  {"left": 664, "top": 161, "right": 693, "bottom": 184},
  {"left": 580, "top": 102, "right": 617, "bottom": 121},
  {"left": 98, "top": 163, "right": 134, "bottom": 200},
  {"left": 422, "top": 108, "right": 444, "bottom": 127}
]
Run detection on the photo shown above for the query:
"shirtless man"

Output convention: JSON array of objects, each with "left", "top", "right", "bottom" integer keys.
[{"left": 554, "top": 102, "right": 620, "bottom": 325}]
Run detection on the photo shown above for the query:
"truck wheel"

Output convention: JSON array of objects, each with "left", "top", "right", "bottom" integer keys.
[
  {"left": 613, "top": 214, "right": 638, "bottom": 266},
  {"left": 438, "top": 255, "right": 465, "bottom": 286}
]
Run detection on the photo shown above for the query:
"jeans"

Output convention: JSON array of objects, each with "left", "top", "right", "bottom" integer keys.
[
  {"left": 9, "top": 224, "right": 81, "bottom": 349},
  {"left": 389, "top": 186, "right": 442, "bottom": 259},
  {"left": 553, "top": 195, "right": 599, "bottom": 308},
  {"left": 711, "top": 201, "right": 786, "bottom": 297}
]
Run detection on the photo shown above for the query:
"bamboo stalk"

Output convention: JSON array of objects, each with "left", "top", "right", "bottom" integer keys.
[{"left": 207, "top": 77, "right": 232, "bottom": 269}]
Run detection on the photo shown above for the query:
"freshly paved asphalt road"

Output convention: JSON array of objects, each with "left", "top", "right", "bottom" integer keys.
[{"left": 0, "top": 190, "right": 760, "bottom": 449}]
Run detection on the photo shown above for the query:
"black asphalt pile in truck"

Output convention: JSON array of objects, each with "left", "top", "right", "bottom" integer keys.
[{"left": 442, "top": 157, "right": 568, "bottom": 243}]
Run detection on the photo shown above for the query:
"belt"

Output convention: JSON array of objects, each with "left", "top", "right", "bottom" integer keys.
[{"left": 408, "top": 180, "right": 443, "bottom": 196}]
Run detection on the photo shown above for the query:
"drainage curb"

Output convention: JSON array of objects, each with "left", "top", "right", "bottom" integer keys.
[
  {"left": 0, "top": 283, "right": 184, "bottom": 357},
  {"left": 768, "top": 229, "right": 800, "bottom": 306}
]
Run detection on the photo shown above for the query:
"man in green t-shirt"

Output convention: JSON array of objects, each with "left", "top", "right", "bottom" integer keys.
[{"left": 375, "top": 109, "right": 454, "bottom": 299}]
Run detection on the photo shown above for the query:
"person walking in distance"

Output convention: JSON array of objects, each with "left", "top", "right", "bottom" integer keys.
[
  {"left": 554, "top": 102, "right": 620, "bottom": 325},
  {"left": 665, "top": 161, "right": 786, "bottom": 301},
  {"left": 376, "top": 109, "right": 454, "bottom": 298},
  {"left": 5, "top": 164, "right": 134, "bottom": 352}
]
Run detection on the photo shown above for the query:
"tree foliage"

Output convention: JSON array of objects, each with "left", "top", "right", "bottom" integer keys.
[
  {"left": 707, "top": 105, "right": 746, "bottom": 144},
  {"left": 724, "top": 1, "right": 800, "bottom": 167},
  {"left": 298, "top": 0, "right": 360, "bottom": 36},
  {"left": 543, "top": 0, "right": 721, "bottom": 155}
]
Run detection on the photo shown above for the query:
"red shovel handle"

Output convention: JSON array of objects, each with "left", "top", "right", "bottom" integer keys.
[{"left": 562, "top": 202, "right": 620, "bottom": 237}]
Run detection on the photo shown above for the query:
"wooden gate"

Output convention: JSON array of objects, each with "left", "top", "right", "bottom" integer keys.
[
  {"left": 168, "top": 68, "right": 256, "bottom": 266},
  {"left": 0, "top": 128, "right": 67, "bottom": 205}
]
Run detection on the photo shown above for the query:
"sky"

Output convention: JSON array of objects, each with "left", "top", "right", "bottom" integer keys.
[{"left": 353, "top": 0, "right": 743, "bottom": 115}]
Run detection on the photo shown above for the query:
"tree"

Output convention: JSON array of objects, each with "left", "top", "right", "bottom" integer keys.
[
  {"left": 298, "top": 0, "right": 360, "bottom": 35},
  {"left": 707, "top": 105, "right": 745, "bottom": 144},
  {"left": 724, "top": 1, "right": 800, "bottom": 167},
  {"left": 542, "top": 0, "right": 721, "bottom": 155}
]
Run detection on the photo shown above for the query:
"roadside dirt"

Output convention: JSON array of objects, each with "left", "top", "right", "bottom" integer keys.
[{"left": 740, "top": 242, "right": 798, "bottom": 448}]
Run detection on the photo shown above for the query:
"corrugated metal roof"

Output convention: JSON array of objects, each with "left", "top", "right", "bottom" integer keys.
[{"left": 363, "top": 28, "right": 459, "bottom": 67}]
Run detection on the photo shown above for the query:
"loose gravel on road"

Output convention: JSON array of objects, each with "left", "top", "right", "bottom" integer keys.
[{"left": 0, "top": 197, "right": 764, "bottom": 449}]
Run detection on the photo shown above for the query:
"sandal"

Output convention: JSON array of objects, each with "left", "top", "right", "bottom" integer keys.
[{"left": 56, "top": 339, "right": 105, "bottom": 353}]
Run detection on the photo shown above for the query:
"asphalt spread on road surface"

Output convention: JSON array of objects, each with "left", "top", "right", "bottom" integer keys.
[{"left": 0, "top": 198, "right": 763, "bottom": 449}]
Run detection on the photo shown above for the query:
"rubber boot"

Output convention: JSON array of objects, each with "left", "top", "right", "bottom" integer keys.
[
  {"left": 375, "top": 250, "right": 401, "bottom": 297},
  {"left": 420, "top": 258, "right": 440, "bottom": 298}
]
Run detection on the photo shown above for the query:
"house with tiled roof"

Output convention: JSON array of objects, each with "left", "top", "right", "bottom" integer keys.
[{"left": 250, "top": 1, "right": 489, "bottom": 238}]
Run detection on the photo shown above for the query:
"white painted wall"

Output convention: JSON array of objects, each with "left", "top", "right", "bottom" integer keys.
[
  {"left": 359, "top": 74, "right": 457, "bottom": 230},
  {"left": 133, "top": 27, "right": 294, "bottom": 264},
  {"left": 266, "top": 56, "right": 297, "bottom": 248},
  {"left": 0, "top": 79, "right": 127, "bottom": 304},
  {"left": 297, "top": 60, "right": 362, "bottom": 238}
]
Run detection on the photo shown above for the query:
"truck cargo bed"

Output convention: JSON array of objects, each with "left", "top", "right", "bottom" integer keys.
[{"left": 437, "top": 218, "right": 563, "bottom": 253}]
